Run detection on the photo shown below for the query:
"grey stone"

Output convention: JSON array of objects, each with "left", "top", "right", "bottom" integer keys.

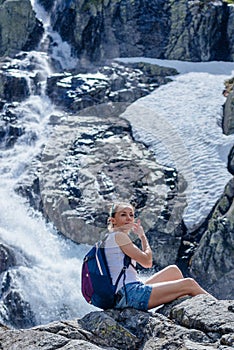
[
  {"left": 0, "top": 0, "right": 43, "bottom": 57},
  {"left": 1, "top": 296, "right": 233, "bottom": 349},
  {"left": 223, "top": 91, "right": 234, "bottom": 135},
  {"left": 38, "top": 110, "right": 186, "bottom": 272}
]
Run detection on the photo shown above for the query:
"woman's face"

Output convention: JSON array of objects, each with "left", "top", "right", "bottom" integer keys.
[{"left": 111, "top": 206, "right": 135, "bottom": 232}]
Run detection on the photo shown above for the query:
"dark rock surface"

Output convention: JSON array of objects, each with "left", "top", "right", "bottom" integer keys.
[
  {"left": 46, "top": 61, "right": 177, "bottom": 112},
  {"left": 223, "top": 90, "right": 234, "bottom": 135},
  {"left": 189, "top": 145, "right": 234, "bottom": 299},
  {"left": 49, "top": 0, "right": 232, "bottom": 67},
  {"left": 0, "top": 242, "right": 36, "bottom": 329},
  {"left": 0, "top": 0, "right": 234, "bottom": 65}
]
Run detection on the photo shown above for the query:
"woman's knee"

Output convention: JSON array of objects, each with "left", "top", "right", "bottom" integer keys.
[
  {"left": 183, "top": 277, "right": 200, "bottom": 294},
  {"left": 167, "top": 264, "right": 184, "bottom": 279}
]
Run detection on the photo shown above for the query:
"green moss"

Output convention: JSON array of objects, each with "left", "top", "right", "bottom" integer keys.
[
  {"left": 223, "top": 0, "right": 234, "bottom": 4},
  {"left": 81, "top": 0, "right": 121, "bottom": 12},
  {"left": 81, "top": 0, "right": 102, "bottom": 12},
  {"left": 224, "top": 77, "right": 234, "bottom": 94}
]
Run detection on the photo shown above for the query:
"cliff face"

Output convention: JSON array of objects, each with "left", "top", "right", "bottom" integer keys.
[
  {"left": 0, "top": 0, "right": 43, "bottom": 57},
  {"left": 190, "top": 148, "right": 234, "bottom": 299},
  {"left": 223, "top": 90, "right": 234, "bottom": 135},
  {"left": 48, "top": 0, "right": 232, "bottom": 65},
  {"left": 1, "top": 0, "right": 233, "bottom": 64}
]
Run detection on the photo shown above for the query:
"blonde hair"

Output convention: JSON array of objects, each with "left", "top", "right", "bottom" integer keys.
[{"left": 107, "top": 201, "right": 135, "bottom": 231}]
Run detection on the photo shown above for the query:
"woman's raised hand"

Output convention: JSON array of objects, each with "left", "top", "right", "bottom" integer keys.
[{"left": 132, "top": 219, "right": 145, "bottom": 239}]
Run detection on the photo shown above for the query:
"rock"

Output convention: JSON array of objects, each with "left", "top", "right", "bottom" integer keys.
[
  {"left": 190, "top": 196, "right": 234, "bottom": 299},
  {"left": 38, "top": 0, "right": 55, "bottom": 12},
  {"left": 0, "top": 296, "right": 233, "bottom": 349},
  {"left": 165, "top": 0, "right": 228, "bottom": 61},
  {"left": 186, "top": 146, "right": 234, "bottom": 298},
  {"left": 0, "top": 0, "right": 43, "bottom": 57},
  {"left": 0, "top": 71, "right": 30, "bottom": 103},
  {"left": 46, "top": 62, "right": 177, "bottom": 112},
  {"left": 0, "top": 243, "right": 17, "bottom": 273},
  {"left": 79, "top": 312, "right": 140, "bottom": 349},
  {"left": 0, "top": 289, "right": 36, "bottom": 329},
  {"left": 0, "top": 240, "right": 37, "bottom": 329},
  {"left": 48, "top": 0, "right": 231, "bottom": 65},
  {"left": 228, "top": 145, "right": 234, "bottom": 175},
  {"left": 227, "top": 3, "right": 234, "bottom": 61},
  {"left": 37, "top": 108, "right": 187, "bottom": 269},
  {"left": 223, "top": 90, "right": 234, "bottom": 135}
]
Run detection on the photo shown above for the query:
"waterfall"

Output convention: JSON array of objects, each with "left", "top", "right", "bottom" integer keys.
[
  {"left": 0, "top": 0, "right": 95, "bottom": 328},
  {"left": 30, "top": 0, "right": 77, "bottom": 71}
]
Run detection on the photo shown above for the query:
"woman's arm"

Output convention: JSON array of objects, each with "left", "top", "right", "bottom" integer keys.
[{"left": 115, "top": 221, "right": 152, "bottom": 268}]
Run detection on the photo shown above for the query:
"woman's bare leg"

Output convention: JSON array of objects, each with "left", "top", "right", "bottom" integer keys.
[
  {"left": 145, "top": 265, "right": 184, "bottom": 285},
  {"left": 147, "top": 277, "right": 209, "bottom": 309}
]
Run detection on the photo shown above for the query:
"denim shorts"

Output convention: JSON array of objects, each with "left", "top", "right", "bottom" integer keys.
[{"left": 115, "top": 282, "right": 152, "bottom": 311}]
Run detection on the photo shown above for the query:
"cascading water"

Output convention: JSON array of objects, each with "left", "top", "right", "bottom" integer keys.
[
  {"left": 30, "top": 0, "right": 77, "bottom": 71},
  {"left": 0, "top": 0, "right": 95, "bottom": 328}
]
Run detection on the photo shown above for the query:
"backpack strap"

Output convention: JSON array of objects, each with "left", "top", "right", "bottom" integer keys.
[{"left": 114, "top": 254, "right": 131, "bottom": 289}]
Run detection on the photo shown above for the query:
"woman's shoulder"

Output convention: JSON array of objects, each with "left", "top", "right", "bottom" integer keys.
[{"left": 114, "top": 231, "right": 132, "bottom": 248}]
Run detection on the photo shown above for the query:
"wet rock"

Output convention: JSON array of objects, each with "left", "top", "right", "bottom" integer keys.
[
  {"left": 0, "top": 71, "right": 30, "bottom": 103},
  {"left": 227, "top": 4, "right": 234, "bottom": 61},
  {"left": 0, "top": 244, "right": 16, "bottom": 273},
  {"left": 0, "top": 241, "right": 37, "bottom": 329},
  {"left": 38, "top": 0, "right": 55, "bottom": 12},
  {"left": 0, "top": 289, "right": 36, "bottom": 329},
  {"left": 0, "top": 103, "right": 25, "bottom": 148},
  {"left": 46, "top": 62, "right": 177, "bottom": 112}
]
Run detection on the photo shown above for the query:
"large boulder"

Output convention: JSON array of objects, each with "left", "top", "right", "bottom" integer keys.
[
  {"left": 38, "top": 108, "right": 187, "bottom": 268},
  {"left": 190, "top": 218, "right": 234, "bottom": 299},
  {"left": 0, "top": 0, "right": 43, "bottom": 57},
  {"left": 0, "top": 296, "right": 233, "bottom": 349}
]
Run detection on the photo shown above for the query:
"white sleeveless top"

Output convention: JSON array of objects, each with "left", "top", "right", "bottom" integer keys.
[{"left": 105, "top": 231, "right": 140, "bottom": 292}]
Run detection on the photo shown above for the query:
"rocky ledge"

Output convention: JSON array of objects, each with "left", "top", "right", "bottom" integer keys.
[{"left": 0, "top": 295, "right": 233, "bottom": 349}]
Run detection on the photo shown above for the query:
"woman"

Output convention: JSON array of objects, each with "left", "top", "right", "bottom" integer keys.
[{"left": 105, "top": 201, "right": 211, "bottom": 311}]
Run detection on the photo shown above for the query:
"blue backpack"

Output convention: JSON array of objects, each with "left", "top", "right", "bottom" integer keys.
[{"left": 81, "top": 237, "right": 131, "bottom": 309}]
